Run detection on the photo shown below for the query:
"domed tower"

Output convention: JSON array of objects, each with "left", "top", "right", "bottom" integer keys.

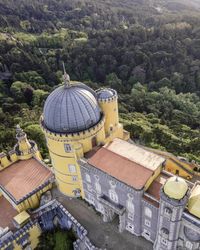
[
  {"left": 40, "top": 67, "right": 106, "bottom": 197},
  {"left": 96, "top": 88, "right": 124, "bottom": 140},
  {"left": 154, "top": 176, "right": 189, "bottom": 250}
]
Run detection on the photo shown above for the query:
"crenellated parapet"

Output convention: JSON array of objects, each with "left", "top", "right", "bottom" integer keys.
[
  {"left": 40, "top": 114, "right": 105, "bottom": 142},
  {"left": 0, "top": 151, "right": 18, "bottom": 170},
  {"left": 96, "top": 88, "right": 118, "bottom": 103}
]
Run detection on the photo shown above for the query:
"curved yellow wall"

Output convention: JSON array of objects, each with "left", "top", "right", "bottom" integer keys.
[
  {"left": 98, "top": 97, "right": 119, "bottom": 137},
  {"left": 42, "top": 116, "right": 106, "bottom": 197}
]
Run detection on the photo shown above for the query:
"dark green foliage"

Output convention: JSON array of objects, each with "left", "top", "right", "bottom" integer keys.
[
  {"left": 36, "top": 229, "right": 76, "bottom": 250},
  {"left": 0, "top": 0, "right": 200, "bottom": 162}
]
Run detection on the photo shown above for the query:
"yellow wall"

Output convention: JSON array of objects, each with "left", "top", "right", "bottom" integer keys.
[
  {"left": 144, "top": 166, "right": 162, "bottom": 191},
  {"left": 43, "top": 118, "right": 106, "bottom": 197},
  {"left": 2, "top": 224, "right": 41, "bottom": 250},
  {"left": 98, "top": 97, "right": 119, "bottom": 137},
  {"left": 165, "top": 159, "right": 193, "bottom": 179},
  {"left": 1, "top": 183, "right": 52, "bottom": 212}
]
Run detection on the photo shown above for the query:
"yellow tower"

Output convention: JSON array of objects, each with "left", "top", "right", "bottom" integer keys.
[
  {"left": 96, "top": 88, "right": 124, "bottom": 141},
  {"left": 14, "top": 125, "right": 41, "bottom": 160},
  {"left": 41, "top": 66, "right": 129, "bottom": 197}
]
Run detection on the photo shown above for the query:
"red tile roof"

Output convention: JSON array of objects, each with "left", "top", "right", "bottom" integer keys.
[
  {"left": 88, "top": 147, "right": 153, "bottom": 190},
  {"left": 0, "top": 196, "right": 18, "bottom": 229},
  {"left": 146, "top": 172, "right": 169, "bottom": 200},
  {"left": 0, "top": 158, "right": 53, "bottom": 202}
]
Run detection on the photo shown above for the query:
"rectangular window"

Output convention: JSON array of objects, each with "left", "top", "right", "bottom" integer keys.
[
  {"left": 64, "top": 144, "right": 72, "bottom": 152},
  {"left": 126, "top": 222, "right": 134, "bottom": 234},
  {"left": 144, "top": 219, "right": 151, "bottom": 227},
  {"left": 143, "top": 229, "right": 151, "bottom": 240},
  {"left": 128, "top": 213, "right": 134, "bottom": 221},
  {"left": 161, "top": 238, "right": 168, "bottom": 246},
  {"left": 68, "top": 164, "right": 76, "bottom": 173},
  {"left": 72, "top": 176, "right": 78, "bottom": 182}
]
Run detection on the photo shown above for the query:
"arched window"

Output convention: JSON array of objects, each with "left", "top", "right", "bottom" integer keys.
[
  {"left": 85, "top": 173, "right": 91, "bottom": 183},
  {"left": 145, "top": 207, "right": 152, "bottom": 218},
  {"left": 126, "top": 199, "right": 135, "bottom": 213},
  {"left": 161, "top": 228, "right": 169, "bottom": 239},
  {"left": 164, "top": 207, "right": 172, "bottom": 217},
  {"left": 95, "top": 182, "right": 101, "bottom": 194}
]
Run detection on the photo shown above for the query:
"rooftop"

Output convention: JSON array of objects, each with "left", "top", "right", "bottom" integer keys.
[
  {"left": 105, "top": 138, "right": 165, "bottom": 171},
  {"left": 0, "top": 196, "right": 18, "bottom": 230},
  {"left": 146, "top": 172, "right": 169, "bottom": 200},
  {"left": 88, "top": 147, "right": 154, "bottom": 190},
  {"left": 0, "top": 158, "right": 53, "bottom": 202}
]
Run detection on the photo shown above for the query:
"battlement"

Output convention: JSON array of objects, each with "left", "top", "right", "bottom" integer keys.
[
  {"left": 40, "top": 114, "right": 105, "bottom": 141},
  {"left": 0, "top": 150, "right": 18, "bottom": 170},
  {"left": 96, "top": 88, "right": 118, "bottom": 103}
]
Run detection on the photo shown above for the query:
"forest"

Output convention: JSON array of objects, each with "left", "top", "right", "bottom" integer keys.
[{"left": 0, "top": 0, "right": 200, "bottom": 162}]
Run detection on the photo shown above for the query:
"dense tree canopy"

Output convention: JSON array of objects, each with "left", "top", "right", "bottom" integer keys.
[{"left": 0, "top": 0, "right": 200, "bottom": 162}]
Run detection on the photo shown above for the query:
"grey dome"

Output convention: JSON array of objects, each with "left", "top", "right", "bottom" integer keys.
[
  {"left": 96, "top": 88, "right": 116, "bottom": 99},
  {"left": 43, "top": 84, "right": 101, "bottom": 133}
]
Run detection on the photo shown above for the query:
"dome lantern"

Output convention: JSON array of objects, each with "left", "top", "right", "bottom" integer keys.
[{"left": 62, "top": 62, "right": 71, "bottom": 88}]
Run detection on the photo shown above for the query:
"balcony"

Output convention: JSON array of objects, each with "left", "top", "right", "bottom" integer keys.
[{"left": 98, "top": 195, "right": 125, "bottom": 215}]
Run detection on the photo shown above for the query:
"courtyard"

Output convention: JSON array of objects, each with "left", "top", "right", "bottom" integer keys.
[{"left": 53, "top": 190, "right": 153, "bottom": 250}]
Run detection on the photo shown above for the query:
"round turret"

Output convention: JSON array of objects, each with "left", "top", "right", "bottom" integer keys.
[
  {"left": 96, "top": 88, "right": 117, "bottom": 101},
  {"left": 163, "top": 176, "right": 188, "bottom": 200}
]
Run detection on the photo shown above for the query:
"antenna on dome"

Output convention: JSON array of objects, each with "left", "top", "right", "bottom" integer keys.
[{"left": 62, "top": 62, "right": 70, "bottom": 87}]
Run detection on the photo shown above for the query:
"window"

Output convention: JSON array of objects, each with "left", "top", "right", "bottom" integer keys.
[
  {"left": 87, "top": 184, "right": 93, "bottom": 192},
  {"left": 87, "top": 194, "right": 95, "bottom": 205},
  {"left": 128, "top": 213, "right": 134, "bottom": 221},
  {"left": 109, "top": 190, "right": 118, "bottom": 203},
  {"left": 85, "top": 173, "right": 91, "bottom": 183},
  {"left": 64, "top": 144, "right": 72, "bottom": 152},
  {"left": 68, "top": 164, "right": 76, "bottom": 173},
  {"left": 144, "top": 219, "right": 151, "bottom": 227},
  {"left": 97, "top": 203, "right": 104, "bottom": 213},
  {"left": 161, "top": 228, "right": 169, "bottom": 239},
  {"left": 186, "top": 241, "right": 193, "bottom": 250},
  {"left": 164, "top": 207, "right": 172, "bottom": 218},
  {"left": 143, "top": 229, "right": 151, "bottom": 239},
  {"left": 126, "top": 199, "right": 134, "bottom": 213},
  {"left": 95, "top": 182, "right": 101, "bottom": 194},
  {"left": 145, "top": 207, "right": 152, "bottom": 218},
  {"left": 126, "top": 222, "right": 134, "bottom": 234},
  {"left": 161, "top": 238, "right": 168, "bottom": 246},
  {"left": 72, "top": 176, "right": 78, "bottom": 182}
]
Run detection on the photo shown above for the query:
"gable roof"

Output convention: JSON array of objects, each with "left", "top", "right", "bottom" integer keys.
[
  {"left": 105, "top": 138, "right": 165, "bottom": 171},
  {"left": 88, "top": 147, "right": 153, "bottom": 190}
]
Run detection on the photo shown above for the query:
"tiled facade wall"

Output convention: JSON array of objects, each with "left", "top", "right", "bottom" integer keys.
[{"left": 80, "top": 160, "right": 200, "bottom": 250}]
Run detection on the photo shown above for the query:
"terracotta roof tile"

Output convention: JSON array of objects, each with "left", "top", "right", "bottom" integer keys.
[
  {"left": 88, "top": 147, "right": 153, "bottom": 190},
  {"left": 143, "top": 195, "right": 159, "bottom": 208},
  {"left": 146, "top": 172, "right": 169, "bottom": 200},
  {"left": 0, "top": 196, "right": 18, "bottom": 229},
  {"left": 0, "top": 158, "right": 53, "bottom": 202}
]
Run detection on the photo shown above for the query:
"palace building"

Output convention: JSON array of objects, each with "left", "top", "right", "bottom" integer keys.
[{"left": 1, "top": 68, "right": 200, "bottom": 250}]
